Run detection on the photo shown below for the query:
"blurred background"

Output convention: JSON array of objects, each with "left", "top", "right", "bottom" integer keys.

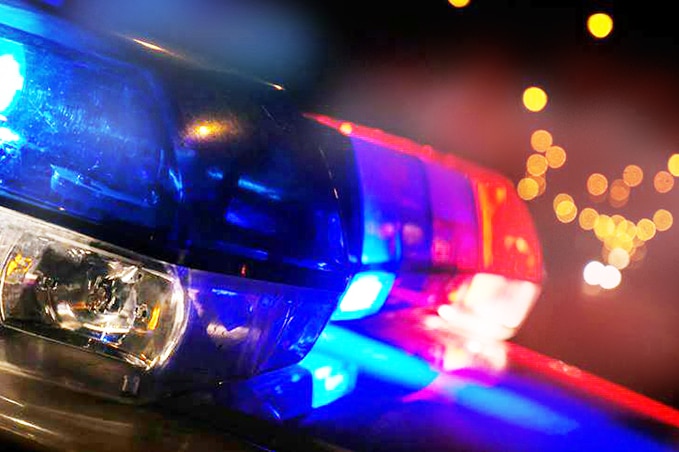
[{"left": 63, "top": 0, "right": 679, "bottom": 409}]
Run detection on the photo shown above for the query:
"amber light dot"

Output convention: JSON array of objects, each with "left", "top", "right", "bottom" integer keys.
[
  {"left": 668, "top": 154, "right": 679, "bottom": 177},
  {"left": 609, "top": 179, "right": 630, "bottom": 202},
  {"left": 578, "top": 207, "right": 599, "bottom": 230},
  {"left": 622, "top": 165, "right": 643, "bottom": 187},
  {"left": 522, "top": 86, "right": 548, "bottom": 113},
  {"left": 654, "top": 170, "right": 674, "bottom": 193},
  {"left": 653, "top": 209, "right": 673, "bottom": 232},
  {"left": 546, "top": 146, "right": 567, "bottom": 169},
  {"left": 527, "top": 154, "right": 549, "bottom": 176},
  {"left": 553, "top": 193, "right": 574, "bottom": 211},
  {"left": 448, "top": 0, "right": 471, "bottom": 8},
  {"left": 530, "top": 130, "right": 553, "bottom": 153},
  {"left": 587, "top": 173, "right": 608, "bottom": 196},
  {"left": 636, "top": 219, "right": 657, "bottom": 241},
  {"left": 517, "top": 177, "right": 539, "bottom": 201},
  {"left": 587, "top": 13, "right": 614, "bottom": 39},
  {"left": 556, "top": 201, "right": 577, "bottom": 223}
]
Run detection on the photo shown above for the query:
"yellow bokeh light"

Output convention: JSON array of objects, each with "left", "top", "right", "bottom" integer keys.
[
  {"left": 594, "top": 214, "right": 615, "bottom": 240},
  {"left": 526, "top": 154, "right": 549, "bottom": 176},
  {"left": 653, "top": 209, "right": 673, "bottom": 232},
  {"left": 530, "top": 130, "right": 553, "bottom": 153},
  {"left": 636, "top": 218, "right": 657, "bottom": 241},
  {"left": 609, "top": 179, "right": 630, "bottom": 202},
  {"left": 578, "top": 207, "right": 599, "bottom": 230},
  {"left": 517, "top": 177, "right": 539, "bottom": 201},
  {"left": 587, "top": 173, "right": 608, "bottom": 197},
  {"left": 622, "top": 164, "right": 643, "bottom": 187},
  {"left": 546, "top": 146, "right": 567, "bottom": 169},
  {"left": 522, "top": 86, "right": 548, "bottom": 113},
  {"left": 555, "top": 200, "right": 577, "bottom": 223},
  {"left": 448, "top": 0, "right": 471, "bottom": 7},
  {"left": 587, "top": 13, "right": 614, "bottom": 39},
  {"left": 553, "top": 193, "right": 574, "bottom": 211},
  {"left": 668, "top": 154, "right": 679, "bottom": 177},
  {"left": 533, "top": 174, "right": 547, "bottom": 196},
  {"left": 654, "top": 170, "right": 674, "bottom": 193}
]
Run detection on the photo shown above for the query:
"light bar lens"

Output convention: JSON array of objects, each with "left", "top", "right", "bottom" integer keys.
[
  {"left": 332, "top": 271, "right": 395, "bottom": 321},
  {"left": 0, "top": 32, "right": 178, "bottom": 230},
  {"left": 0, "top": 207, "right": 187, "bottom": 369},
  {"left": 0, "top": 39, "right": 24, "bottom": 114},
  {"left": 439, "top": 273, "right": 540, "bottom": 339}
]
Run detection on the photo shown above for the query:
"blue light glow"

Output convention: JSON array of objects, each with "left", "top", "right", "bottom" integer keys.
[
  {"left": 313, "top": 324, "right": 439, "bottom": 389},
  {"left": 299, "top": 352, "right": 358, "bottom": 409},
  {"left": 331, "top": 271, "right": 395, "bottom": 321},
  {"left": 0, "top": 40, "right": 25, "bottom": 114}
]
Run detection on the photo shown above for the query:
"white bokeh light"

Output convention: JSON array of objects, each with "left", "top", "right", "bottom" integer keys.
[
  {"left": 583, "top": 260, "right": 605, "bottom": 286},
  {"left": 599, "top": 265, "right": 622, "bottom": 290}
]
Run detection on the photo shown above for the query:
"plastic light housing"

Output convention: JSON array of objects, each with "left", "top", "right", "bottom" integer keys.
[
  {"left": 0, "top": 207, "right": 187, "bottom": 370},
  {"left": 332, "top": 271, "right": 396, "bottom": 321},
  {"left": 0, "top": 6, "right": 352, "bottom": 401},
  {"left": 308, "top": 114, "right": 543, "bottom": 340}
]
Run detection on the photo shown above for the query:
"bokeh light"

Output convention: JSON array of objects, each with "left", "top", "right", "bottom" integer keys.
[
  {"left": 555, "top": 198, "right": 577, "bottom": 223},
  {"left": 553, "top": 193, "right": 573, "bottom": 210},
  {"left": 587, "top": 173, "right": 608, "bottom": 196},
  {"left": 448, "top": 0, "right": 471, "bottom": 8},
  {"left": 599, "top": 264, "right": 622, "bottom": 289},
  {"left": 587, "top": 13, "right": 614, "bottom": 39},
  {"left": 517, "top": 177, "right": 539, "bottom": 201},
  {"left": 667, "top": 154, "right": 679, "bottom": 177},
  {"left": 622, "top": 164, "right": 643, "bottom": 187},
  {"left": 594, "top": 214, "right": 615, "bottom": 240},
  {"left": 653, "top": 209, "right": 673, "bottom": 232},
  {"left": 609, "top": 179, "right": 630, "bottom": 206},
  {"left": 545, "top": 145, "right": 567, "bottom": 169},
  {"left": 526, "top": 154, "right": 549, "bottom": 176},
  {"left": 583, "top": 260, "right": 605, "bottom": 286},
  {"left": 578, "top": 207, "right": 599, "bottom": 230},
  {"left": 530, "top": 129, "right": 553, "bottom": 152},
  {"left": 533, "top": 174, "right": 547, "bottom": 196},
  {"left": 522, "top": 86, "right": 548, "bottom": 112},
  {"left": 653, "top": 170, "right": 674, "bottom": 193},
  {"left": 607, "top": 247, "right": 630, "bottom": 270},
  {"left": 636, "top": 218, "right": 657, "bottom": 241}
]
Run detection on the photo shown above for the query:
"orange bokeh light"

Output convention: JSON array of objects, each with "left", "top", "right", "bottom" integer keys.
[
  {"left": 530, "top": 130, "right": 553, "bottom": 153},
  {"left": 654, "top": 170, "right": 674, "bottom": 193},
  {"left": 587, "top": 173, "right": 608, "bottom": 196}
]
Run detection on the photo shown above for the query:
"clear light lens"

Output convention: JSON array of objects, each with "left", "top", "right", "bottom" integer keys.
[
  {"left": 0, "top": 207, "right": 187, "bottom": 369},
  {"left": 331, "top": 271, "right": 395, "bottom": 321}
]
